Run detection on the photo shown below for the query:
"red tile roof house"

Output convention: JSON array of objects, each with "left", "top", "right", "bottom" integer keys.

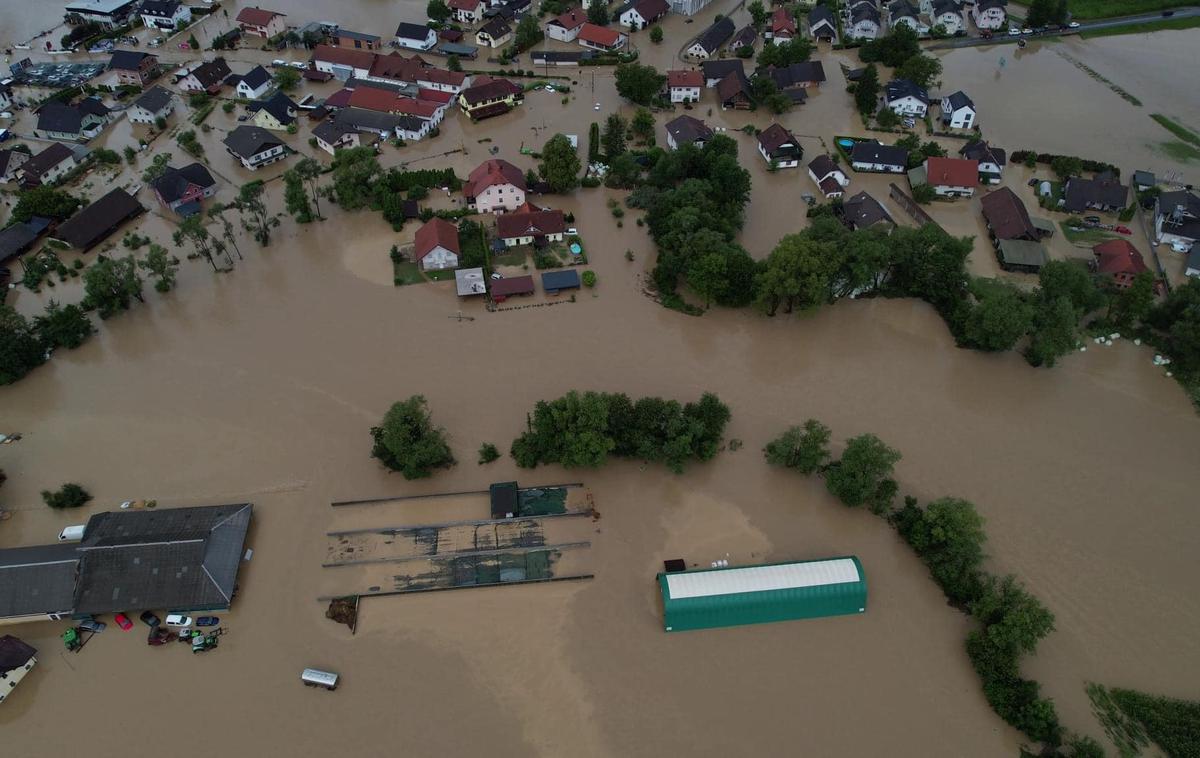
[
  {"left": 236, "top": 7, "right": 287, "bottom": 39},
  {"left": 497, "top": 209, "right": 567, "bottom": 247},
  {"left": 578, "top": 23, "right": 628, "bottom": 51},
  {"left": 1093, "top": 239, "right": 1149, "bottom": 289},
  {"left": 546, "top": 7, "right": 588, "bottom": 42},
  {"left": 448, "top": 0, "right": 486, "bottom": 24},
  {"left": 464, "top": 159, "right": 527, "bottom": 213},
  {"left": 768, "top": 8, "right": 797, "bottom": 43},
  {"left": 413, "top": 217, "right": 461, "bottom": 271},
  {"left": 667, "top": 70, "right": 703, "bottom": 103},
  {"left": 923, "top": 156, "right": 979, "bottom": 198}
]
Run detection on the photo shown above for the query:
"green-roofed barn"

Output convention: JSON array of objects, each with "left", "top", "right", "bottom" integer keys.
[{"left": 657, "top": 556, "right": 867, "bottom": 632}]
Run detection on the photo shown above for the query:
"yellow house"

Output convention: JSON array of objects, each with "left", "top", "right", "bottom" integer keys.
[
  {"left": 456, "top": 77, "right": 523, "bottom": 121},
  {"left": 248, "top": 92, "right": 298, "bottom": 131}
]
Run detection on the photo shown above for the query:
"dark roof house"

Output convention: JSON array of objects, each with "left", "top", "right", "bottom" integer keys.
[
  {"left": 20, "top": 142, "right": 76, "bottom": 184},
  {"left": 716, "top": 69, "right": 752, "bottom": 108},
  {"left": 132, "top": 84, "right": 174, "bottom": 114},
  {"left": 665, "top": 114, "right": 713, "bottom": 147},
  {"left": 0, "top": 544, "right": 80, "bottom": 621},
  {"left": 842, "top": 191, "right": 895, "bottom": 231},
  {"left": 223, "top": 124, "right": 284, "bottom": 159},
  {"left": 55, "top": 188, "right": 145, "bottom": 250},
  {"left": 885, "top": 78, "right": 930, "bottom": 105},
  {"left": 692, "top": 17, "right": 735, "bottom": 56},
  {"left": 150, "top": 162, "right": 216, "bottom": 204},
  {"left": 850, "top": 141, "right": 908, "bottom": 169},
  {"left": 1064, "top": 171, "right": 1129, "bottom": 213},
  {"left": 981, "top": 187, "right": 1039, "bottom": 241},
  {"left": 960, "top": 140, "right": 1006, "bottom": 168},
  {"left": 701, "top": 59, "right": 744, "bottom": 85}
]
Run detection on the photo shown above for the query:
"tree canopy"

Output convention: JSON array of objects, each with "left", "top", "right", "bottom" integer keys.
[
  {"left": 615, "top": 63, "right": 666, "bottom": 106},
  {"left": 539, "top": 133, "right": 582, "bottom": 192},
  {"left": 369, "top": 396, "right": 456, "bottom": 479},
  {"left": 12, "top": 186, "right": 82, "bottom": 223}
]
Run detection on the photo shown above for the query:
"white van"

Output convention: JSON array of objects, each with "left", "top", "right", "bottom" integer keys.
[
  {"left": 301, "top": 668, "right": 338, "bottom": 691},
  {"left": 58, "top": 524, "right": 86, "bottom": 541}
]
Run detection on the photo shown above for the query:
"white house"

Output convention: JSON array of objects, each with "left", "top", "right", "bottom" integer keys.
[
  {"left": 618, "top": 0, "right": 670, "bottom": 29},
  {"left": 884, "top": 79, "right": 929, "bottom": 117},
  {"left": 929, "top": 0, "right": 964, "bottom": 34},
  {"left": 888, "top": 0, "right": 921, "bottom": 31},
  {"left": 139, "top": 0, "right": 190, "bottom": 31},
  {"left": 960, "top": 140, "right": 1006, "bottom": 184},
  {"left": 413, "top": 217, "right": 461, "bottom": 271},
  {"left": 686, "top": 17, "right": 734, "bottom": 59},
  {"left": 1155, "top": 190, "right": 1200, "bottom": 252},
  {"left": 924, "top": 156, "right": 979, "bottom": 198},
  {"left": 19, "top": 143, "right": 78, "bottom": 186},
  {"left": 234, "top": 66, "right": 272, "bottom": 100},
  {"left": 475, "top": 17, "right": 513, "bottom": 48},
  {"left": 497, "top": 209, "right": 567, "bottom": 246},
  {"left": 664, "top": 114, "right": 713, "bottom": 150},
  {"left": 448, "top": 0, "right": 486, "bottom": 24},
  {"left": 971, "top": 0, "right": 1007, "bottom": 30},
  {"left": 127, "top": 85, "right": 174, "bottom": 124},
  {"left": 311, "top": 120, "right": 361, "bottom": 156},
  {"left": 757, "top": 123, "right": 801, "bottom": 169},
  {"left": 850, "top": 142, "right": 908, "bottom": 173},
  {"left": 546, "top": 7, "right": 587, "bottom": 41},
  {"left": 808, "top": 154, "right": 850, "bottom": 198},
  {"left": 222, "top": 125, "right": 287, "bottom": 170},
  {"left": 667, "top": 70, "right": 703, "bottom": 103},
  {"left": 236, "top": 7, "right": 287, "bottom": 38},
  {"left": 847, "top": 3, "right": 881, "bottom": 39},
  {"left": 940, "top": 90, "right": 976, "bottom": 129},
  {"left": 808, "top": 5, "right": 838, "bottom": 40},
  {"left": 395, "top": 22, "right": 437, "bottom": 50},
  {"left": 464, "top": 158, "right": 526, "bottom": 213}
]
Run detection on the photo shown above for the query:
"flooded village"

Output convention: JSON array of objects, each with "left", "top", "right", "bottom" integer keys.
[{"left": 1, "top": 0, "right": 1200, "bottom": 755}]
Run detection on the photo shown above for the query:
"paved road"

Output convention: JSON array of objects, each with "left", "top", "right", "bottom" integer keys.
[{"left": 928, "top": 6, "right": 1200, "bottom": 49}]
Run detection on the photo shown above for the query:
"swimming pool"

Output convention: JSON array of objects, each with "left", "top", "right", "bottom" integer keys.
[
  {"left": 837, "top": 138, "right": 856, "bottom": 148},
  {"left": 570, "top": 243, "right": 582, "bottom": 255}
]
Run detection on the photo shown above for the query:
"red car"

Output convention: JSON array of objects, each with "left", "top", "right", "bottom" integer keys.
[
  {"left": 114, "top": 613, "right": 133, "bottom": 631},
  {"left": 1115, "top": 226, "right": 1132, "bottom": 235}
]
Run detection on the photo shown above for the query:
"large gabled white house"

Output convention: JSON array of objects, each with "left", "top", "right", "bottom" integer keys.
[
  {"left": 884, "top": 79, "right": 930, "bottom": 117},
  {"left": 940, "top": 90, "right": 976, "bottom": 129}
]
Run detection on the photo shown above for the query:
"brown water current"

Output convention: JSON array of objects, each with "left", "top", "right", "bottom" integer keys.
[{"left": 1, "top": 3, "right": 1200, "bottom": 756}]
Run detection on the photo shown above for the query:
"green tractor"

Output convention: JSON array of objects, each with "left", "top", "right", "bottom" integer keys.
[{"left": 62, "top": 627, "right": 82, "bottom": 652}]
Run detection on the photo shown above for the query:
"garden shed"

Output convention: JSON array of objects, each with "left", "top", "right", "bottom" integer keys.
[
  {"left": 540, "top": 269, "right": 580, "bottom": 294},
  {"left": 657, "top": 556, "right": 867, "bottom": 633}
]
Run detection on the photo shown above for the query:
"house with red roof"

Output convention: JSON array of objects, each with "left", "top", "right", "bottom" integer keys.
[
  {"left": 667, "top": 70, "right": 703, "bottom": 103},
  {"left": 922, "top": 156, "right": 979, "bottom": 198},
  {"left": 311, "top": 45, "right": 377, "bottom": 80},
  {"left": 414, "top": 217, "right": 461, "bottom": 271},
  {"left": 768, "top": 8, "right": 796, "bottom": 43},
  {"left": 578, "top": 23, "right": 628, "bottom": 51},
  {"left": 236, "top": 7, "right": 286, "bottom": 39},
  {"left": 465, "top": 159, "right": 527, "bottom": 213},
  {"left": 448, "top": 0, "right": 486, "bottom": 24},
  {"left": 546, "top": 7, "right": 588, "bottom": 42},
  {"left": 497, "top": 209, "right": 567, "bottom": 247},
  {"left": 1093, "top": 239, "right": 1149, "bottom": 289}
]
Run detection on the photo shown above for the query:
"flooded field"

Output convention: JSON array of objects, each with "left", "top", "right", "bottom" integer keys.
[{"left": 2, "top": 3, "right": 1200, "bottom": 756}]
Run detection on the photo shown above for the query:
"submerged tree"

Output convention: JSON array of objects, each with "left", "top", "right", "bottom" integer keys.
[
  {"left": 539, "top": 133, "right": 582, "bottom": 193},
  {"left": 824, "top": 433, "right": 901, "bottom": 510},
  {"left": 764, "top": 419, "right": 832, "bottom": 474},
  {"left": 293, "top": 157, "right": 325, "bottom": 220},
  {"left": 369, "top": 396, "right": 456, "bottom": 479},
  {"left": 173, "top": 213, "right": 218, "bottom": 271},
  {"left": 82, "top": 256, "right": 144, "bottom": 319},
  {"left": 0, "top": 305, "right": 47, "bottom": 384},
  {"left": 283, "top": 168, "right": 314, "bottom": 223},
  {"left": 138, "top": 243, "right": 180, "bottom": 292},
  {"left": 237, "top": 181, "right": 279, "bottom": 246},
  {"left": 33, "top": 300, "right": 94, "bottom": 349},
  {"left": 42, "top": 483, "right": 92, "bottom": 509}
]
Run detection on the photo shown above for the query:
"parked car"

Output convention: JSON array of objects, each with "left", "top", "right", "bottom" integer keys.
[
  {"left": 1115, "top": 225, "right": 1132, "bottom": 235},
  {"left": 490, "top": 272, "right": 502, "bottom": 280},
  {"left": 139, "top": 611, "right": 161, "bottom": 628},
  {"left": 1027, "top": 178, "right": 1040, "bottom": 187},
  {"left": 1162, "top": 10, "right": 1175, "bottom": 16},
  {"left": 1068, "top": 21, "right": 1080, "bottom": 28},
  {"left": 0, "top": 129, "right": 11, "bottom": 143},
  {"left": 165, "top": 614, "right": 192, "bottom": 627},
  {"left": 79, "top": 618, "right": 106, "bottom": 633},
  {"left": 272, "top": 59, "right": 287, "bottom": 67},
  {"left": 566, "top": 227, "right": 579, "bottom": 236},
  {"left": 1008, "top": 27, "right": 1021, "bottom": 36},
  {"left": 1021, "top": 27, "right": 1033, "bottom": 34},
  {"left": 195, "top": 616, "right": 220, "bottom": 627},
  {"left": 980, "top": 30, "right": 992, "bottom": 39},
  {"left": 1084, "top": 215, "right": 1102, "bottom": 225},
  {"left": 115, "top": 613, "right": 133, "bottom": 630},
  {"left": 288, "top": 61, "right": 307, "bottom": 70}
]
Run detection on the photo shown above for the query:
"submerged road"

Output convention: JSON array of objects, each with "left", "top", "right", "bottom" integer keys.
[{"left": 928, "top": 7, "right": 1200, "bottom": 49}]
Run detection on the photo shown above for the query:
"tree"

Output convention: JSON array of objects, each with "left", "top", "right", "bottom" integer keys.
[
  {"left": 587, "top": 1, "right": 610, "bottom": 25},
  {"left": 963, "top": 279, "right": 1034, "bottom": 352},
  {"left": 910, "top": 183, "right": 936, "bottom": 204},
  {"left": 369, "top": 396, "right": 456, "bottom": 479},
  {"left": 82, "top": 256, "right": 143, "bottom": 319},
  {"left": 427, "top": 0, "right": 451, "bottom": 23},
  {"left": 33, "top": 300, "right": 93, "bottom": 349},
  {"left": 615, "top": 62, "right": 666, "bottom": 106},
  {"left": 273, "top": 66, "right": 300, "bottom": 91},
  {"left": 858, "top": 24, "right": 919, "bottom": 67},
  {"left": 825, "top": 434, "right": 901, "bottom": 509},
  {"left": 293, "top": 157, "right": 325, "bottom": 220},
  {"left": 649, "top": 25, "right": 663, "bottom": 44},
  {"left": 511, "top": 390, "right": 616, "bottom": 468},
  {"left": 1051, "top": 154, "right": 1083, "bottom": 180},
  {"left": 174, "top": 213, "right": 218, "bottom": 271},
  {"left": 876, "top": 107, "right": 900, "bottom": 128},
  {"left": 687, "top": 252, "right": 727, "bottom": 309},
  {"left": 757, "top": 37, "right": 813, "bottom": 69},
  {"left": 630, "top": 107, "right": 655, "bottom": 142},
  {"left": 209, "top": 205, "right": 243, "bottom": 261},
  {"left": 896, "top": 53, "right": 942, "bottom": 89},
  {"left": 330, "top": 146, "right": 381, "bottom": 209},
  {"left": 283, "top": 169, "right": 314, "bottom": 223},
  {"left": 748, "top": 0, "right": 768, "bottom": 27},
  {"left": 756, "top": 233, "right": 837, "bottom": 314},
  {"left": 237, "top": 181, "right": 278, "bottom": 245},
  {"left": 141, "top": 152, "right": 173, "bottom": 183},
  {"left": 12, "top": 186, "right": 82, "bottom": 223},
  {"left": 604, "top": 153, "right": 642, "bottom": 188},
  {"left": 764, "top": 419, "right": 831, "bottom": 473},
  {"left": 0, "top": 306, "right": 47, "bottom": 384},
  {"left": 971, "top": 574, "right": 1056, "bottom": 656},
  {"left": 1026, "top": 0, "right": 1063, "bottom": 27},
  {"left": 176, "top": 129, "right": 203, "bottom": 158},
  {"left": 897, "top": 497, "right": 987, "bottom": 603},
  {"left": 447, "top": 54, "right": 462, "bottom": 72},
  {"left": 582, "top": 270, "right": 597, "bottom": 287},
  {"left": 514, "top": 13, "right": 542, "bottom": 50},
  {"left": 854, "top": 64, "right": 881, "bottom": 116},
  {"left": 601, "top": 113, "right": 627, "bottom": 159},
  {"left": 1026, "top": 295, "right": 1079, "bottom": 367},
  {"left": 123, "top": 145, "right": 137, "bottom": 164},
  {"left": 538, "top": 133, "right": 582, "bottom": 193},
  {"left": 187, "top": 33, "right": 199, "bottom": 50},
  {"left": 42, "top": 483, "right": 92, "bottom": 509},
  {"left": 1106, "top": 272, "right": 1153, "bottom": 329},
  {"left": 138, "top": 243, "right": 179, "bottom": 293},
  {"left": 478, "top": 442, "right": 500, "bottom": 464},
  {"left": 1037, "top": 260, "right": 1104, "bottom": 315}
]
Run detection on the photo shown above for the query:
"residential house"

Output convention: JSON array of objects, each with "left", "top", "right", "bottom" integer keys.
[
  {"left": 686, "top": 17, "right": 734, "bottom": 59},
  {"left": 108, "top": 50, "right": 159, "bottom": 86},
  {"left": 767, "top": 60, "right": 826, "bottom": 102},
  {"left": 178, "top": 58, "right": 232, "bottom": 94},
  {"left": 465, "top": 159, "right": 527, "bottom": 213},
  {"left": 248, "top": 91, "right": 299, "bottom": 130},
  {"left": 618, "top": 0, "right": 670, "bottom": 29},
  {"left": 33, "top": 98, "right": 110, "bottom": 141},
  {"left": 414, "top": 217, "right": 461, "bottom": 271},
  {"left": 668, "top": 0, "right": 714, "bottom": 16},
  {"left": 346, "top": 87, "right": 447, "bottom": 128},
  {"left": 808, "top": 154, "right": 850, "bottom": 198},
  {"left": 19, "top": 143, "right": 78, "bottom": 187},
  {"left": 396, "top": 22, "right": 438, "bottom": 50},
  {"left": 1093, "top": 239, "right": 1149, "bottom": 288},
  {"left": 475, "top": 18, "right": 513, "bottom": 48},
  {"left": 768, "top": 7, "right": 797, "bottom": 43},
  {"left": 449, "top": 0, "right": 486, "bottom": 24},
  {"left": 1131, "top": 170, "right": 1156, "bottom": 192},
  {"left": 332, "top": 29, "right": 382, "bottom": 50},
  {"left": 667, "top": 69, "right": 703, "bottom": 103},
  {"left": 233, "top": 65, "right": 272, "bottom": 100},
  {"left": 55, "top": 188, "right": 145, "bottom": 250},
  {"left": 236, "top": 7, "right": 287, "bottom": 38},
  {"left": 458, "top": 76, "right": 523, "bottom": 120},
  {"left": 64, "top": 0, "right": 139, "bottom": 29},
  {"left": 980, "top": 187, "right": 1040, "bottom": 242},
  {"left": 1155, "top": 189, "right": 1200, "bottom": 252},
  {"left": 1063, "top": 171, "right": 1128, "bottom": 214},
  {"left": 140, "top": 0, "right": 190, "bottom": 30},
  {"left": 335, "top": 107, "right": 432, "bottom": 142},
  {"left": 757, "top": 123, "right": 802, "bottom": 169},
  {"left": 531, "top": 50, "right": 591, "bottom": 65},
  {"left": 922, "top": 156, "right": 978, "bottom": 198},
  {"left": 809, "top": 5, "right": 838, "bottom": 40},
  {"left": 223, "top": 125, "right": 288, "bottom": 170},
  {"left": 0, "top": 636, "right": 38, "bottom": 704},
  {"left": 578, "top": 23, "right": 628, "bottom": 51},
  {"left": 929, "top": 0, "right": 963, "bottom": 34},
  {"left": 940, "top": 90, "right": 975, "bottom": 128},
  {"left": 716, "top": 70, "right": 752, "bottom": 109},
  {"left": 127, "top": 85, "right": 174, "bottom": 124},
  {"left": 0, "top": 149, "right": 30, "bottom": 184},
  {"left": 850, "top": 141, "right": 908, "bottom": 173},
  {"left": 311, "top": 45, "right": 377, "bottom": 81},
  {"left": 730, "top": 25, "right": 757, "bottom": 51},
  {"left": 960, "top": 140, "right": 1005, "bottom": 183},
  {"left": 311, "top": 119, "right": 361, "bottom": 155},
  {"left": 701, "top": 59, "right": 744, "bottom": 88},
  {"left": 0, "top": 217, "right": 50, "bottom": 266},
  {"left": 0, "top": 83, "right": 11, "bottom": 111},
  {"left": 971, "top": 0, "right": 1007, "bottom": 31},
  {"left": 848, "top": 3, "right": 881, "bottom": 40},
  {"left": 888, "top": 0, "right": 921, "bottom": 31},
  {"left": 497, "top": 209, "right": 567, "bottom": 247},
  {"left": 150, "top": 162, "right": 217, "bottom": 214},
  {"left": 664, "top": 114, "right": 713, "bottom": 150},
  {"left": 884, "top": 79, "right": 930, "bottom": 116},
  {"left": 546, "top": 7, "right": 588, "bottom": 41},
  {"left": 366, "top": 51, "right": 469, "bottom": 94},
  {"left": 842, "top": 191, "right": 895, "bottom": 232},
  {"left": 996, "top": 240, "right": 1048, "bottom": 274}
]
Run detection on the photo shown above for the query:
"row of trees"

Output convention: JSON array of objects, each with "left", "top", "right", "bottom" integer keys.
[
  {"left": 858, "top": 25, "right": 942, "bottom": 89},
  {"left": 763, "top": 420, "right": 1102, "bottom": 754}
]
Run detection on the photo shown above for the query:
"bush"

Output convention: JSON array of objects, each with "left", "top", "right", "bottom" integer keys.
[
  {"left": 477, "top": 442, "right": 500, "bottom": 464},
  {"left": 824, "top": 434, "right": 901, "bottom": 511},
  {"left": 222, "top": 101, "right": 235, "bottom": 113},
  {"left": 582, "top": 270, "right": 596, "bottom": 287},
  {"left": 764, "top": 419, "right": 831, "bottom": 474},
  {"left": 369, "top": 396, "right": 456, "bottom": 479},
  {"left": 42, "top": 483, "right": 92, "bottom": 509}
]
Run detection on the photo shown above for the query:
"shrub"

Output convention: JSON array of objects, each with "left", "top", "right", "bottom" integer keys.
[
  {"left": 42, "top": 483, "right": 92, "bottom": 509},
  {"left": 764, "top": 419, "right": 831, "bottom": 474},
  {"left": 582, "top": 270, "right": 596, "bottom": 287},
  {"left": 369, "top": 396, "right": 456, "bottom": 479},
  {"left": 824, "top": 433, "right": 901, "bottom": 510},
  {"left": 477, "top": 442, "right": 500, "bottom": 464}
]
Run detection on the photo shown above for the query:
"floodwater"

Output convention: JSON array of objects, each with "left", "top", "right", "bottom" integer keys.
[{"left": 2, "top": 3, "right": 1200, "bottom": 756}]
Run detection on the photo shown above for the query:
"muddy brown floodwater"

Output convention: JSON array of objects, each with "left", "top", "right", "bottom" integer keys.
[{"left": 1, "top": 2, "right": 1200, "bottom": 756}]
